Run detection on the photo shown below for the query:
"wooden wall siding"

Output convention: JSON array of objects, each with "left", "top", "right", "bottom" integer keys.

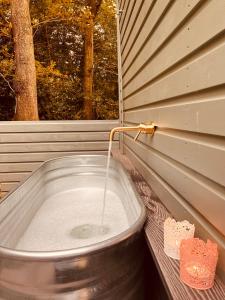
[
  {"left": 0, "top": 120, "right": 119, "bottom": 195},
  {"left": 119, "top": 0, "right": 225, "bottom": 279},
  {"left": 113, "top": 151, "right": 225, "bottom": 300}
]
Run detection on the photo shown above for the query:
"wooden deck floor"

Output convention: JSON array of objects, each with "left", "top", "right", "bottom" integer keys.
[{"left": 113, "top": 150, "right": 225, "bottom": 300}]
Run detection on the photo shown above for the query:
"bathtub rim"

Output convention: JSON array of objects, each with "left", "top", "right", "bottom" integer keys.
[{"left": 0, "top": 154, "right": 146, "bottom": 261}]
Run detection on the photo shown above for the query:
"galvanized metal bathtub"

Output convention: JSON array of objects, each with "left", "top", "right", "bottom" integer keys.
[{"left": 0, "top": 155, "right": 146, "bottom": 299}]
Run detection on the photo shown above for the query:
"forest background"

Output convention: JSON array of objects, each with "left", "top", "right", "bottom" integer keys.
[{"left": 0, "top": 0, "right": 118, "bottom": 121}]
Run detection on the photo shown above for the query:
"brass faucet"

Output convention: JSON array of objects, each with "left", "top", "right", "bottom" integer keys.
[{"left": 110, "top": 122, "right": 156, "bottom": 141}]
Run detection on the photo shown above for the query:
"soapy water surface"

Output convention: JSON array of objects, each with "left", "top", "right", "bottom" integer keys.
[
  {"left": 70, "top": 224, "right": 110, "bottom": 239},
  {"left": 16, "top": 187, "right": 129, "bottom": 251}
]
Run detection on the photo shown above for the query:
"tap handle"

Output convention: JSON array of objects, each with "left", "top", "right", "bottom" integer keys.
[{"left": 134, "top": 130, "right": 141, "bottom": 141}]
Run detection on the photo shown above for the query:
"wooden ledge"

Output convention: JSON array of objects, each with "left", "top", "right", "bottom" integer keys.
[{"left": 113, "top": 151, "right": 225, "bottom": 300}]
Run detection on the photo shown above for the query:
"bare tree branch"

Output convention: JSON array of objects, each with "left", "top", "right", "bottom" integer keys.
[
  {"left": 33, "top": 18, "right": 68, "bottom": 37},
  {"left": 33, "top": 18, "right": 62, "bottom": 28},
  {"left": 0, "top": 72, "right": 15, "bottom": 94}
]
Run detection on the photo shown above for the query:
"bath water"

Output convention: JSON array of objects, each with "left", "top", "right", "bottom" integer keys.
[
  {"left": 16, "top": 187, "right": 129, "bottom": 251},
  {"left": 100, "top": 140, "right": 112, "bottom": 226},
  {"left": 15, "top": 141, "right": 129, "bottom": 251}
]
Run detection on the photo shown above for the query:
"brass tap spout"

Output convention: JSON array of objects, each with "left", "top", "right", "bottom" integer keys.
[{"left": 110, "top": 122, "right": 156, "bottom": 141}]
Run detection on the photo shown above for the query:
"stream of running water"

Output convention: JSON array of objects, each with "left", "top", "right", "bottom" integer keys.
[{"left": 100, "top": 140, "right": 112, "bottom": 226}]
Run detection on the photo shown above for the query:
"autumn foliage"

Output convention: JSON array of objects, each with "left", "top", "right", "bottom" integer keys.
[{"left": 0, "top": 0, "right": 119, "bottom": 120}]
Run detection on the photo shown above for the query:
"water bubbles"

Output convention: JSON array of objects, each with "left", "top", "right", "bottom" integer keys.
[{"left": 70, "top": 224, "right": 110, "bottom": 240}]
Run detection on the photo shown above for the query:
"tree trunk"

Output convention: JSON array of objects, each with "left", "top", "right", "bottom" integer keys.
[
  {"left": 83, "top": 16, "right": 94, "bottom": 120},
  {"left": 11, "top": 0, "right": 39, "bottom": 120},
  {"left": 82, "top": 0, "right": 102, "bottom": 120}
]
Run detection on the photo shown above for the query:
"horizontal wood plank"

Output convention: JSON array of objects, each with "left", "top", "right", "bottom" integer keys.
[
  {"left": 120, "top": 0, "right": 135, "bottom": 40},
  {"left": 0, "top": 162, "right": 41, "bottom": 173},
  {"left": 122, "top": 0, "right": 171, "bottom": 70},
  {"left": 124, "top": 42, "right": 225, "bottom": 107},
  {"left": 0, "top": 192, "right": 7, "bottom": 200},
  {"left": 124, "top": 129, "right": 225, "bottom": 187},
  {"left": 124, "top": 96, "right": 225, "bottom": 136},
  {"left": 122, "top": 0, "right": 201, "bottom": 82},
  {"left": 0, "top": 120, "right": 119, "bottom": 133},
  {"left": 0, "top": 141, "right": 118, "bottom": 153},
  {"left": 124, "top": 135, "right": 225, "bottom": 235},
  {"left": 1, "top": 182, "right": 19, "bottom": 192},
  {"left": 120, "top": 0, "right": 144, "bottom": 46},
  {"left": 0, "top": 150, "right": 109, "bottom": 163},
  {"left": 119, "top": 0, "right": 130, "bottom": 31},
  {"left": 0, "top": 173, "right": 30, "bottom": 182},
  {"left": 123, "top": 0, "right": 225, "bottom": 95},
  {"left": 118, "top": 0, "right": 125, "bottom": 11},
  {"left": 121, "top": 0, "right": 153, "bottom": 53},
  {"left": 0, "top": 132, "right": 118, "bottom": 143}
]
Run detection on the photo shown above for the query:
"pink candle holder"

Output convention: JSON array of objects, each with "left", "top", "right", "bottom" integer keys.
[
  {"left": 180, "top": 238, "right": 218, "bottom": 290},
  {"left": 164, "top": 218, "right": 195, "bottom": 259}
]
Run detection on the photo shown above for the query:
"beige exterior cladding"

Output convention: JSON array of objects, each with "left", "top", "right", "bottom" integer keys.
[
  {"left": 119, "top": 0, "right": 225, "bottom": 279},
  {"left": 0, "top": 120, "right": 119, "bottom": 196}
]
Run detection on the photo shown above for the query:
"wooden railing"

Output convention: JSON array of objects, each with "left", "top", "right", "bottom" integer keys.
[{"left": 0, "top": 120, "right": 119, "bottom": 196}]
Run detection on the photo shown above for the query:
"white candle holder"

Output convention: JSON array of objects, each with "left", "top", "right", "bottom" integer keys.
[{"left": 164, "top": 217, "right": 195, "bottom": 259}]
